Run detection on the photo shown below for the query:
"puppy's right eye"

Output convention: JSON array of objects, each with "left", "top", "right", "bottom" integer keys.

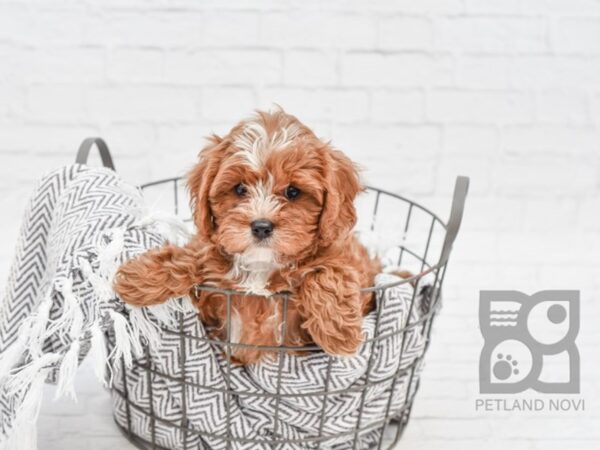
[{"left": 234, "top": 183, "right": 247, "bottom": 196}]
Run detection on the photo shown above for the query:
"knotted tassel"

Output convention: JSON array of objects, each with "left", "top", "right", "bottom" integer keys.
[
  {"left": 51, "top": 277, "right": 84, "bottom": 340},
  {"left": 27, "top": 296, "right": 53, "bottom": 356},
  {"left": 6, "top": 353, "right": 61, "bottom": 397},
  {"left": 54, "top": 340, "right": 80, "bottom": 401},
  {"left": 108, "top": 310, "right": 133, "bottom": 367},
  {"left": 127, "top": 306, "right": 161, "bottom": 353},
  {"left": 69, "top": 306, "right": 84, "bottom": 341},
  {"left": 79, "top": 259, "right": 113, "bottom": 303},
  {"left": 147, "top": 302, "right": 178, "bottom": 328},
  {"left": 4, "top": 369, "right": 50, "bottom": 450},
  {"left": 89, "top": 322, "right": 108, "bottom": 386}
]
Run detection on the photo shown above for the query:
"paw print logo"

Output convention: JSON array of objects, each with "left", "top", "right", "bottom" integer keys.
[
  {"left": 479, "top": 290, "right": 579, "bottom": 394},
  {"left": 494, "top": 354, "right": 519, "bottom": 380}
]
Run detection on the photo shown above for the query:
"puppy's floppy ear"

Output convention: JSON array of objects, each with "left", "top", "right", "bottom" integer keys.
[
  {"left": 187, "top": 135, "right": 226, "bottom": 240},
  {"left": 318, "top": 146, "right": 362, "bottom": 247}
]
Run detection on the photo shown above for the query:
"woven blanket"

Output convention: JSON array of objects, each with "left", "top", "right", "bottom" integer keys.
[
  {"left": 0, "top": 163, "right": 431, "bottom": 450},
  {"left": 0, "top": 164, "right": 188, "bottom": 450},
  {"left": 111, "top": 273, "right": 428, "bottom": 449}
]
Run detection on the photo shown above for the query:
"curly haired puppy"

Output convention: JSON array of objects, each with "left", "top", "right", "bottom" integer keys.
[{"left": 114, "top": 109, "right": 381, "bottom": 364}]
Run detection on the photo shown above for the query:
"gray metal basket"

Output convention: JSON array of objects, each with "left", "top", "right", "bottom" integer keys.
[{"left": 77, "top": 138, "right": 468, "bottom": 450}]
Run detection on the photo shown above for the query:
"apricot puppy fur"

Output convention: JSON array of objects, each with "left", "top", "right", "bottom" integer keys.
[{"left": 114, "top": 109, "right": 381, "bottom": 364}]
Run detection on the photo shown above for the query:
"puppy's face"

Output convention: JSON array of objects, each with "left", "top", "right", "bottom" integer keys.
[{"left": 188, "top": 110, "right": 361, "bottom": 274}]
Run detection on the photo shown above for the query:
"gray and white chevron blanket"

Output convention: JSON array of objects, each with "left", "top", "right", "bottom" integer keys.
[
  {"left": 111, "top": 274, "right": 428, "bottom": 450},
  {"left": 0, "top": 164, "right": 429, "bottom": 450}
]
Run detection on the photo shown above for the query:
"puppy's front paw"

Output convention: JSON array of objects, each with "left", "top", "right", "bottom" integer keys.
[
  {"left": 113, "top": 257, "right": 171, "bottom": 307},
  {"left": 114, "top": 260, "right": 152, "bottom": 306}
]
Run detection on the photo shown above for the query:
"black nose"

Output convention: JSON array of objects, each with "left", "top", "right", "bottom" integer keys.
[{"left": 251, "top": 219, "right": 274, "bottom": 240}]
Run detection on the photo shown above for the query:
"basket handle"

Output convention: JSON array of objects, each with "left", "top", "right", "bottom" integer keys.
[
  {"left": 438, "top": 176, "right": 469, "bottom": 266},
  {"left": 75, "top": 137, "right": 115, "bottom": 170}
]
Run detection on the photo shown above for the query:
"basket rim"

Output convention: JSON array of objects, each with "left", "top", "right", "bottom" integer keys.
[{"left": 192, "top": 263, "right": 442, "bottom": 298}]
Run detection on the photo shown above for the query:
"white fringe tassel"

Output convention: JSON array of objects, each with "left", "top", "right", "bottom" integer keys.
[
  {"left": 0, "top": 329, "right": 30, "bottom": 381},
  {"left": 108, "top": 310, "right": 134, "bottom": 367},
  {"left": 1, "top": 369, "right": 50, "bottom": 450},
  {"left": 79, "top": 259, "right": 114, "bottom": 304},
  {"left": 127, "top": 306, "right": 161, "bottom": 353},
  {"left": 89, "top": 322, "right": 108, "bottom": 386},
  {"left": 54, "top": 340, "right": 80, "bottom": 401},
  {"left": 51, "top": 278, "right": 85, "bottom": 341},
  {"left": 27, "top": 296, "right": 53, "bottom": 355},
  {"left": 6, "top": 353, "right": 61, "bottom": 397}
]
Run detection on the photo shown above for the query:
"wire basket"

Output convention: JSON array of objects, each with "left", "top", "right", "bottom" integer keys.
[{"left": 77, "top": 139, "right": 468, "bottom": 449}]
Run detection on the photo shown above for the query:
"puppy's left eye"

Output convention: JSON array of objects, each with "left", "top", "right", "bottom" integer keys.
[
  {"left": 284, "top": 185, "right": 301, "bottom": 200},
  {"left": 234, "top": 183, "right": 247, "bottom": 196}
]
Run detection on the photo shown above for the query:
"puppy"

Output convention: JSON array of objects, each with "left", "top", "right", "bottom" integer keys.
[{"left": 114, "top": 109, "right": 381, "bottom": 364}]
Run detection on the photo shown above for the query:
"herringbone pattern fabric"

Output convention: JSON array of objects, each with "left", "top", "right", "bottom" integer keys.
[
  {"left": 0, "top": 164, "right": 157, "bottom": 448},
  {"left": 111, "top": 274, "right": 427, "bottom": 450}
]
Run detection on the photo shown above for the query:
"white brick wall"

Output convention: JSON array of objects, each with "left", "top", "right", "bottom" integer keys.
[{"left": 1, "top": 1, "right": 599, "bottom": 448}]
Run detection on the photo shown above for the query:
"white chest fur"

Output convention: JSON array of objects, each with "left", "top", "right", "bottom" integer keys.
[{"left": 226, "top": 247, "right": 281, "bottom": 296}]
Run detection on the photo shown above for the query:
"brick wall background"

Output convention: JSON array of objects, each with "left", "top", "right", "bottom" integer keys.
[{"left": 1, "top": 0, "right": 599, "bottom": 449}]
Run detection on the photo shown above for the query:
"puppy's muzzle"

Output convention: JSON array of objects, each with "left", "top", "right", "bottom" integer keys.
[{"left": 251, "top": 219, "right": 274, "bottom": 240}]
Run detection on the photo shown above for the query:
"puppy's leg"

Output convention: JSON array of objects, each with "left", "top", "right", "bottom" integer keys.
[
  {"left": 296, "top": 266, "right": 364, "bottom": 356},
  {"left": 114, "top": 238, "right": 220, "bottom": 307}
]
